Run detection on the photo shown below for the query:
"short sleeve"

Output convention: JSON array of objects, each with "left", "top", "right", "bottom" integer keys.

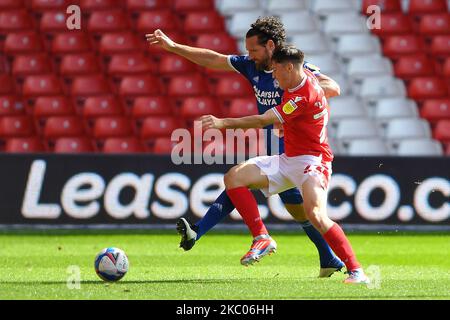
[
  {"left": 272, "top": 96, "right": 306, "bottom": 123},
  {"left": 228, "top": 55, "right": 252, "bottom": 78}
]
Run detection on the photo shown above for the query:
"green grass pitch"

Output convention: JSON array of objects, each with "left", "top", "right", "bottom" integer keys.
[{"left": 0, "top": 231, "right": 449, "bottom": 300}]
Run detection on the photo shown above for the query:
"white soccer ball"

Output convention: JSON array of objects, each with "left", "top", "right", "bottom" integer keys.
[{"left": 94, "top": 247, "right": 129, "bottom": 282}]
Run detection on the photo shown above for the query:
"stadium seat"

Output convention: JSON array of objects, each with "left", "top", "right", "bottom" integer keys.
[
  {"left": 34, "top": 96, "right": 75, "bottom": 119},
  {"left": 22, "top": 75, "right": 63, "bottom": 97},
  {"left": 43, "top": 116, "right": 85, "bottom": 139},
  {"left": 433, "top": 120, "right": 450, "bottom": 143},
  {"left": 108, "top": 53, "right": 156, "bottom": 77},
  {"left": 0, "top": 0, "right": 25, "bottom": 10},
  {"left": 396, "top": 139, "right": 443, "bottom": 156},
  {"left": 385, "top": 118, "right": 431, "bottom": 140},
  {"left": 0, "top": 96, "right": 25, "bottom": 116},
  {"left": 443, "top": 57, "right": 450, "bottom": 78},
  {"left": 5, "top": 137, "right": 45, "bottom": 153},
  {"left": 70, "top": 75, "right": 111, "bottom": 97},
  {"left": 346, "top": 139, "right": 389, "bottom": 156},
  {"left": 98, "top": 32, "right": 142, "bottom": 55},
  {"left": 383, "top": 35, "right": 424, "bottom": 59},
  {"left": 167, "top": 74, "right": 208, "bottom": 98},
  {"left": 131, "top": 96, "right": 173, "bottom": 118},
  {"left": 0, "top": 75, "right": 15, "bottom": 95},
  {"left": 194, "top": 33, "right": 238, "bottom": 55},
  {"left": 12, "top": 54, "right": 52, "bottom": 77},
  {"left": 409, "top": 0, "right": 449, "bottom": 15},
  {"left": 0, "top": 116, "right": 35, "bottom": 137},
  {"left": 419, "top": 14, "right": 450, "bottom": 36},
  {"left": 430, "top": 35, "right": 450, "bottom": 57},
  {"left": 291, "top": 33, "right": 330, "bottom": 55},
  {"left": 53, "top": 137, "right": 95, "bottom": 153},
  {"left": 281, "top": 11, "right": 320, "bottom": 34},
  {"left": 214, "top": 74, "right": 254, "bottom": 99},
  {"left": 102, "top": 137, "right": 145, "bottom": 153},
  {"left": 228, "top": 11, "right": 265, "bottom": 38},
  {"left": 183, "top": 11, "right": 225, "bottom": 34},
  {"left": 80, "top": 0, "right": 122, "bottom": 11},
  {"left": 328, "top": 96, "right": 367, "bottom": 121},
  {"left": 181, "top": 97, "right": 220, "bottom": 120},
  {"left": 374, "top": 99, "right": 419, "bottom": 123},
  {"left": 361, "top": 0, "right": 402, "bottom": 14},
  {"left": 82, "top": 96, "right": 123, "bottom": 119},
  {"left": 60, "top": 53, "right": 101, "bottom": 77},
  {"left": 119, "top": 75, "right": 161, "bottom": 98},
  {"left": 217, "top": 0, "right": 259, "bottom": 14},
  {"left": 408, "top": 77, "right": 448, "bottom": 100},
  {"left": 394, "top": 55, "right": 435, "bottom": 79},
  {"left": 336, "top": 119, "right": 379, "bottom": 141},
  {"left": 140, "top": 116, "right": 179, "bottom": 139},
  {"left": 30, "top": 0, "right": 72, "bottom": 11},
  {"left": 88, "top": 10, "right": 130, "bottom": 34},
  {"left": 0, "top": 10, "right": 33, "bottom": 33},
  {"left": 371, "top": 13, "right": 413, "bottom": 38},
  {"left": 51, "top": 32, "right": 92, "bottom": 54},
  {"left": 159, "top": 54, "right": 197, "bottom": 76},
  {"left": 228, "top": 98, "right": 258, "bottom": 118},
  {"left": 264, "top": 0, "right": 307, "bottom": 14},
  {"left": 92, "top": 117, "right": 133, "bottom": 139},
  {"left": 173, "top": 0, "right": 214, "bottom": 12},
  {"left": 335, "top": 34, "right": 381, "bottom": 58},
  {"left": 347, "top": 55, "right": 393, "bottom": 82},
  {"left": 420, "top": 99, "right": 450, "bottom": 124},
  {"left": 152, "top": 136, "right": 179, "bottom": 154},
  {"left": 136, "top": 10, "right": 180, "bottom": 33},
  {"left": 126, "top": 0, "right": 173, "bottom": 12},
  {"left": 360, "top": 76, "right": 406, "bottom": 101},
  {"left": 323, "top": 13, "right": 367, "bottom": 36},
  {"left": 4, "top": 32, "right": 44, "bottom": 55},
  {"left": 306, "top": 53, "right": 341, "bottom": 74},
  {"left": 311, "top": 0, "right": 356, "bottom": 16},
  {"left": 40, "top": 10, "right": 70, "bottom": 33}
]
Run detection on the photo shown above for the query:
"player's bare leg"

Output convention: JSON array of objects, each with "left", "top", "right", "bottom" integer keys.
[
  {"left": 301, "top": 176, "right": 370, "bottom": 284},
  {"left": 224, "top": 162, "right": 277, "bottom": 266}
]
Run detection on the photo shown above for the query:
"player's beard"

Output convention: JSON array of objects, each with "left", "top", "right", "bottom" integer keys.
[{"left": 254, "top": 50, "right": 271, "bottom": 71}]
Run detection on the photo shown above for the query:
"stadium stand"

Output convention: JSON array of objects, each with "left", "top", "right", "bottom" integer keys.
[{"left": 0, "top": 0, "right": 448, "bottom": 156}]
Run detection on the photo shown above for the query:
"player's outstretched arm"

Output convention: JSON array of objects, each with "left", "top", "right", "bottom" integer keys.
[
  {"left": 145, "top": 29, "right": 233, "bottom": 71},
  {"left": 200, "top": 109, "right": 279, "bottom": 130},
  {"left": 316, "top": 73, "right": 341, "bottom": 99}
]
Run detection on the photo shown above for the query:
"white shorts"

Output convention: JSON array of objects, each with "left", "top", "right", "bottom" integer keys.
[{"left": 247, "top": 154, "right": 332, "bottom": 198}]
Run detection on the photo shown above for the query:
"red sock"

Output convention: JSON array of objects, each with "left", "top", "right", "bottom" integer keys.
[
  {"left": 323, "top": 223, "right": 360, "bottom": 271},
  {"left": 226, "top": 187, "right": 268, "bottom": 237}
]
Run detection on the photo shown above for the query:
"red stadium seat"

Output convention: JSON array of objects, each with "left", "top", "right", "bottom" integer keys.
[
  {"left": 430, "top": 35, "right": 450, "bottom": 57},
  {"left": 195, "top": 33, "right": 238, "bottom": 55},
  {"left": 215, "top": 74, "right": 254, "bottom": 99},
  {"left": 5, "top": 137, "right": 45, "bottom": 153},
  {"left": 60, "top": 53, "right": 101, "bottom": 77},
  {"left": 152, "top": 137, "right": 178, "bottom": 154},
  {"left": 108, "top": 53, "right": 156, "bottom": 77},
  {"left": 22, "top": 75, "right": 63, "bottom": 97},
  {"left": 88, "top": 10, "right": 129, "bottom": 33},
  {"left": 131, "top": 96, "right": 173, "bottom": 118},
  {"left": 31, "top": 0, "right": 73, "bottom": 11},
  {"left": 51, "top": 32, "right": 92, "bottom": 54},
  {"left": 409, "top": 0, "right": 448, "bottom": 14},
  {"left": 167, "top": 74, "right": 208, "bottom": 98},
  {"left": 419, "top": 14, "right": 450, "bottom": 36},
  {"left": 420, "top": 99, "right": 450, "bottom": 124},
  {"left": 82, "top": 96, "right": 123, "bottom": 119},
  {"left": 174, "top": 0, "right": 214, "bottom": 12},
  {"left": 181, "top": 96, "right": 220, "bottom": 120},
  {"left": 228, "top": 98, "right": 258, "bottom": 118},
  {"left": 394, "top": 55, "right": 435, "bottom": 79},
  {"left": 136, "top": 10, "right": 180, "bottom": 33},
  {"left": 0, "top": 96, "right": 25, "bottom": 116},
  {"left": 0, "top": 75, "right": 15, "bottom": 95},
  {"left": 371, "top": 13, "right": 413, "bottom": 38},
  {"left": 382, "top": 35, "right": 424, "bottom": 59},
  {"left": 158, "top": 54, "right": 197, "bottom": 76},
  {"left": 362, "top": 0, "right": 402, "bottom": 14},
  {"left": 43, "top": 116, "right": 85, "bottom": 139},
  {"left": 98, "top": 32, "right": 142, "bottom": 55},
  {"left": 443, "top": 57, "right": 450, "bottom": 78},
  {"left": 140, "top": 116, "right": 179, "bottom": 139},
  {"left": 53, "top": 137, "right": 95, "bottom": 153},
  {"left": 12, "top": 54, "right": 52, "bottom": 76},
  {"left": 183, "top": 11, "right": 225, "bottom": 34},
  {"left": 92, "top": 117, "right": 133, "bottom": 139},
  {"left": 34, "top": 96, "right": 75, "bottom": 119},
  {"left": 0, "top": 10, "right": 33, "bottom": 32},
  {"left": 4, "top": 32, "right": 44, "bottom": 55},
  {"left": 70, "top": 75, "right": 111, "bottom": 97},
  {"left": 80, "top": 0, "right": 123, "bottom": 12},
  {"left": 40, "top": 11, "right": 71, "bottom": 33},
  {"left": 0, "top": 116, "right": 35, "bottom": 137},
  {"left": 408, "top": 77, "right": 448, "bottom": 100},
  {"left": 0, "top": 0, "right": 25, "bottom": 10},
  {"left": 433, "top": 120, "right": 450, "bottom": 143},
  {"left": 102, "top": 137, "right": 145, "bottom": 153},
  {"left": 126, "top": 0, "right": 173, "bottom": 12},
  {"left": 119, "top": 75, "right": 161, "bottom": 97}
]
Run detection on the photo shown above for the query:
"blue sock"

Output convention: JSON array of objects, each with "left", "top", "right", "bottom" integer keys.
[
  {"left": 195, "top": 190, "right": 235, "bottom": 240},
  {"left": 300, "top": 221, "right": 343, "bottom": 268}
]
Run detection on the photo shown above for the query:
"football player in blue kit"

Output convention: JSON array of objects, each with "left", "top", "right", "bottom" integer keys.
[{"left": 146, "top": 16, "right": 344, "bottom": 277}]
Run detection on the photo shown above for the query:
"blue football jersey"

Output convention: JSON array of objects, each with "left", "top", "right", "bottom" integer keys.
[{"left": 227, "top": 55, "right": 320, "bottom": 155}]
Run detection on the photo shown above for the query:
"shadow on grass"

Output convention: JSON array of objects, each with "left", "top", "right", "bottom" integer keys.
[{"left": 2, "top": 279, "right": 250, "bottom": 285}]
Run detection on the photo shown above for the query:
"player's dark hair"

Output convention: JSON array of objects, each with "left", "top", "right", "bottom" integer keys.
[
  {"left": 272, "top": 45, "right": 305, "bottom": 65},
  {"left": 246, "top": 16, "right": 286, "bottom": 47}
]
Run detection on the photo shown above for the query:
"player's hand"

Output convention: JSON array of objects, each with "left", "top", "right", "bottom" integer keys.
[
  {"left": 273, "top": 122, "right": 284, "bottom": 138},
  {"left": 145, "top": 29, "right": 176, "bottom": 51},
  {"left": 199, "top": 115, "right": 225, "bottom": 130}
]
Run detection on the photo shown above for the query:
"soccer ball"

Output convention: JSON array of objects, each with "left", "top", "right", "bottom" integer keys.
[{"left": 94, "top": 247, "right": 129, "bottom": 282}]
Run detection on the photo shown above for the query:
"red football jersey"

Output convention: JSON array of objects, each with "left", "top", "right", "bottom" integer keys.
[{"left": 272, "top": 69, "right": 333, "bottom": 161}]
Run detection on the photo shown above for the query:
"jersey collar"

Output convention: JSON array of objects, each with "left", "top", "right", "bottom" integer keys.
[{"left": 288, "top": 75, "right": 307, "bottom": 93}]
